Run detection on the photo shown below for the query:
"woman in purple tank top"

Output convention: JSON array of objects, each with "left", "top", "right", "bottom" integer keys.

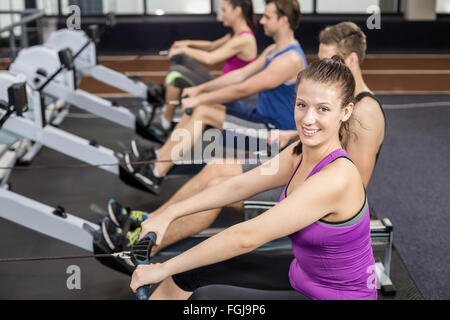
[{"left": 130, "top": 56, "right": 377, "bottom": 300}]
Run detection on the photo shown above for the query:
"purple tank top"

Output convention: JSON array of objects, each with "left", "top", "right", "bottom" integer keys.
[
  {"left": 280, "top": 149, "right": 377, "bottom": 300},
  {"left": 221, "top": 30, "right": 256, "bottom": 75}
]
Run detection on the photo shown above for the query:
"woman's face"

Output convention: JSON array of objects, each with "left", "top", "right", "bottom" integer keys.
[
  {"left": 222, "top": 0, "right": 239, "bottom": 27},
  {"left": 294, "top": 78, "right": 352, "bottom": 148}
]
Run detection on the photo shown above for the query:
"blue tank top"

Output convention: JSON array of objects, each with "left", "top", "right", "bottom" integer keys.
[{"left": 256, "top": 42, "right": 307, "bottom": 130}]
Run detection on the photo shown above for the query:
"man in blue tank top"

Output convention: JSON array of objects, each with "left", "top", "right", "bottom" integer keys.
[{"left": 121, "top": 0, "right": 307, "bottom": 194}]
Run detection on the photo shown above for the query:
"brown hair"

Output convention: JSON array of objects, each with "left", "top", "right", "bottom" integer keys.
[
  {"left": 227, "top": 0, "right": 258, "bottom": 34},
  {"left": 293, "top": 55, "right": 355, "bottom": 155},
  {"left": 264, "top": 0, "right": 301, "bottom": 31},
  {"left": 319, "top": 21, "right": 367, "bottom": 67}
]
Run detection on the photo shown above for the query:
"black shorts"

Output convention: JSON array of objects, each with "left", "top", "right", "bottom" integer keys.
[
  {"left": 172, "top": 251, "right": 310, "bottom": 300},
  {"left": 166, "top": 54, "right": 214, "bottom": 89}
]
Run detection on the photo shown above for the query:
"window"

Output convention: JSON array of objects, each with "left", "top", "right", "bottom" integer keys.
[
  {"left": 146, "top": 0, "right": 211, "bottom": 15},
  {"left": 0, "top": 0, "right": 25, "bottom": 38},
  {"left": 252, "top": 0, "right": 313, "bottom": 14},
  {"left": 60, "top": 0, "right": 144, "bottom": 15},
  {"left": 36, "top": 0, "right": 59, "bottom": 15},
  {"left": 437, "top": 0, "right": 450, "bottom": 13},
  {"left": 317, "top": 0, "right": 380, "bottom": 13}
]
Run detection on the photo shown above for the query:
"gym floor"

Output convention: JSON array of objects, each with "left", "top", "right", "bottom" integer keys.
[{"left": 1, "top": 91, "right": 448, "bottom": 300}]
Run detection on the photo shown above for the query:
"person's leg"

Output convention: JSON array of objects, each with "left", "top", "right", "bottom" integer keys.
[
  {"left": 189, "top": 285, "right": 309, "bottom": 300},
  {"left": 162, "top": 56, "right": 214, "bottom": 125},
  {"left": 162, "top": 84, "right": 181, "bottom": 126},
  {"left": 150, "top": 251, "right": 295, "bottom": 299},
  {"left": 150, "top": 276, "right": 192, "bottom": 300},
  {"left": 151, "top": 159, "right": 244, "bottom": 254},
  {"left": 155, "top": 104, "right": 226, "bottom": 176}
]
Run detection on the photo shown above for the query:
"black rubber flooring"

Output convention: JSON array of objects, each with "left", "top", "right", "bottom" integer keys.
[{"left": 0, "top": 96, "right": 432, "bottom": 299}]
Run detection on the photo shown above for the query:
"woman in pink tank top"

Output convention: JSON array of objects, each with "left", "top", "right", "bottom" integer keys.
[
  {"left": 130, "top": 56, "right": 377, "bottom": 300},
  {"left": 168, "top": 0, "right": 257, "bottom": 72},
  {"left": 148, "top": 0, "right": 258, "bottom": 136}
]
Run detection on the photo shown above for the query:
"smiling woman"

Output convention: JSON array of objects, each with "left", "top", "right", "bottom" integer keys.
[
  {"left": 293, "top": 55, "right": 355, "bottom": 154},
  {"left": 129, "top": 57, "right": 377, "bottom": 300}
]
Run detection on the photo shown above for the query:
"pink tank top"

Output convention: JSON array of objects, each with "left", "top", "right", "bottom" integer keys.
[
  {"left": 221, "top": 30, "right": 256, "bottom": 75},
  {"left": 280, "top": 149, "right": 377, "bottom": 300}
]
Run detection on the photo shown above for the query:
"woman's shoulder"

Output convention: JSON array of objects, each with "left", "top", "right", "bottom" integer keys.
[{"left": 320, "top": 156, "right": 361, "bottom": 189}]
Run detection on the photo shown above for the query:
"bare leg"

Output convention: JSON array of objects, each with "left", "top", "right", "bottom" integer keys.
[
  {"left": 163, "top": 84, "right": 181, "bottom": 123},
  {"left": 150, "top": 276, "right": 191, "bottom": 300},
  {"left": 155, "top": 104, "right": 226, "bottom": 176},
  {"left": 151, "top": 160, "right": 244, "bottom": 254}
]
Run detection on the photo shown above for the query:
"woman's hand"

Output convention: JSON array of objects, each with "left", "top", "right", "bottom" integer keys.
[
  {"left": 182, "top": 86, "right": 202, "bottom": 99},
  {"left": 139, "top": 210, "right": 173, "bottom": 248},
  {"left": 130, "top": 263, "right": 168, "bottom": 293},
  {"left": 171, "top": 40, "right": 190, "bottom": 48},
  {"left": 181, "top": 95, "right": 200, "bottom": 112},
  {"left": 168, "top": 46, "right": 185, "bottom": 58}
]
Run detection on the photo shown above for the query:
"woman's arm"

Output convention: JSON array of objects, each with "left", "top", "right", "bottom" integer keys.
[
  {"left": 172, "top": 34, "right": 254, "bottom": 66},
  {"left": 186, "top": 45, "right": 271, "bottom": 96},
  {"left": 131, "top": 159, "right": 356, "bottom": 291},
  {"left": 138, "top": 144, "right": 298, "bottom": 243},
  {"left": 173, "top": 34, "right": 231, "bottom": 51}
]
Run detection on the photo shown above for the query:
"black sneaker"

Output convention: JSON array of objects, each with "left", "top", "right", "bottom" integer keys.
[
  {"left": 101, "top": 217, "right": 141, "bottom": 252},
  {"left": 123, "top": 150, "right": 154, "bottom": 175},
  {"left": 137, "top": 108, "right": 170, "bottom": 144},
  {"left": 130, "top": 139, "right": 157, "bottom": 161},
  {"left": 133, "top": 163, "right": 164, "bottom": 195},
  {"left": 107, "top": 198, "right": 149, "bottom": 229}
]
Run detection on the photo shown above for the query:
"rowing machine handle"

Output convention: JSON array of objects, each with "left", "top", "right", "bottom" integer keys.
[
  {"left": 180, "top": 94, "right": 193, "bottom": 116},
  {"left": 135, "top": 232, "right": 157, "bottom": 300}
]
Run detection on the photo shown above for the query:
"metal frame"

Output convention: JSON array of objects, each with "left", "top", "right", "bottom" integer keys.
[
  {"left": 43, "top": 28, "right": 149, "bottom": 101},
  {"left": 8, "top": 45, "right": 137, "bottom": 130},
  {"left": 0, "top": 71, "right": 119, "bottom": 175},
  {"left": 0, "top": 9, "right": 45, "bottom": 59}
]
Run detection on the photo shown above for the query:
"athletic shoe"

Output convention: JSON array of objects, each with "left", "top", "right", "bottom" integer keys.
[
  {"left": 107, "top": 198, "right": 149, "bottom": 229},
  {"left": 101, "top": 217, "right": 141, "bottom": 252},
  {"left": 123, "top": 146, "right": 157, "bottom": 175},
  {"left": 130, "top": 139, "right": 157, "bottom": 161},
  {"left": 138, "top": 109, "right": 170, "bottom": 144},
  {"left": 133, "top": 163, "right": 164, "bottom": 195}
]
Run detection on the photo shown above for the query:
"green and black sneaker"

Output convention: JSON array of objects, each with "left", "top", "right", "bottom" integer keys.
[{"left": 107, "top": 198, "right": 149, "bottom": 230}]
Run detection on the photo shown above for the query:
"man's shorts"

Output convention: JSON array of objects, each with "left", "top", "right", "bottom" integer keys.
[{"left": 224, "top": 100, "right": 274, "bottom": 129}]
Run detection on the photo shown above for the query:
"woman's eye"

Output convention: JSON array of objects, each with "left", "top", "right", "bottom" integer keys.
[
  {"left": 319, "top": 107, "right": 329, "bottom": 112},
  {"left": 296, "top": 103, "right": 306, "bottom": 108}
]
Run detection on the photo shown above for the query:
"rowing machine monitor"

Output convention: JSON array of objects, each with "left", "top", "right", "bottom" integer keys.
[
  {"left": 105, "top": 12, "right": 116, "bottom": 27},
  {"left": 0, "top": 83, "right": 28, "bottom": 129},
  {"left": 58, "top": 48, "right": 74, "bottom": 69},
  {"left": 88, "top": 25, "right": 100, "bottom": 44},
  {"left": 8, "top": 83, "right": 28, "bottom": 116}
]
